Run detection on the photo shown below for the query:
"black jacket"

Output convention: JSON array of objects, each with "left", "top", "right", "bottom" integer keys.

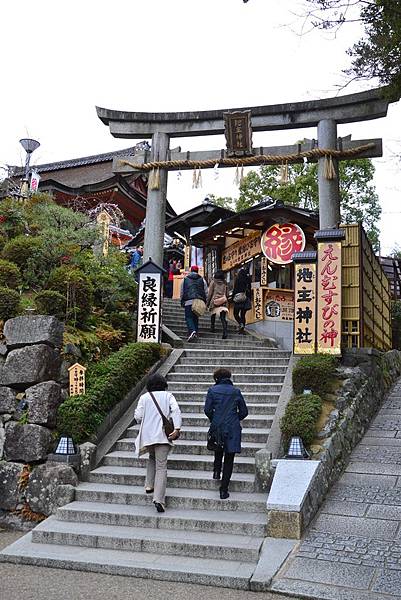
[{"left": 181, "top": 272, "right": 206, "bottom": 304}]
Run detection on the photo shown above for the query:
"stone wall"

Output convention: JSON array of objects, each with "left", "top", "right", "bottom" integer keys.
[
  {"left": 301, "top": 348, "right": 401, "bottom": 531},
  {"left": 0, "top": 316, "right": 78, "bottom": 529}
]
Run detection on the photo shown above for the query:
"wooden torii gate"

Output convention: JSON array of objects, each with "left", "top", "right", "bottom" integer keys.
[{"left": 96, "top": 87, "right": 397, "bottom": 266}]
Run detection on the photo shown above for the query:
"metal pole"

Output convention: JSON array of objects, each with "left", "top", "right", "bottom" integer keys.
[
  {"left": 317, "top": 119, "right": 341, "bottom": 229},
  {"left": 143, "top": 132, "right": 169, "bottom": 267}
]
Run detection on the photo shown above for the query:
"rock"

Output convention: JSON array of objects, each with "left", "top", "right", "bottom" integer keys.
[
  {"left": 0, "top": 414, "right": 12, "bottom": 424},
  {"left": 25, "top": 381, "right": 62, "bottom": 427},
  {"left": 26, "top": 463, "right": 78, "bottom": 515},
  {"left": 79, "top": 442, "right": 97, "bottom": 481},
  {"left": 0, "top": 387, "right": 17, "bottom": 414},
  {"left": 0, "top": 461, "right": 24, "bottom": 510},
  {"left": 0, "top": 344, "right": 7, "bottom": 356},
  {"left": 63, "top": 343, "right": 82, "bottom": 358},
  {"left": 310, "top": 444, "right": 324, "bottom": 455},
  {"left": 4, "top": 315, "right": 64, "bottom": 349},
  {"left": 0, "top": 345, "right": 61, "bottom": 389},
  {"left": 4, "top": 422, "right": 53, "bottom": 463},
  {"left": 254, "top": 447, "right": 272, "bottom": 492}
]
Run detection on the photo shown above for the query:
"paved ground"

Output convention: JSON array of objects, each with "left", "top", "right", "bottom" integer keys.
[
  {"left": 271, "top": 378, "right": 401, "bottom": 600},
  {"left": 0, "top": 529, "right": 296, "bottom": 600}
]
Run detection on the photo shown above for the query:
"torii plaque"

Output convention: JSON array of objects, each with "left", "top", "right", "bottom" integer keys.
[{"left": 96, "top": 87, "right": 398, "bottom": 266}]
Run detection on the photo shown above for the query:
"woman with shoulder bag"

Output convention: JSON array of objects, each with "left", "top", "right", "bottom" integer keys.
[
  {"left": 134, "top": 374, "right": 182, "bottom": 513},
  {"left": 206, "top": 269, "right": 229, "bottom": 339},
  {"left": 232, "top": 267, "right": 252, "bottom": 333},
  {"left": 204, "top": 367, "right": 248, "bottom": 499}
]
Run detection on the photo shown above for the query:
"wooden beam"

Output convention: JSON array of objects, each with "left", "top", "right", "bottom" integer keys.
[{"left": 113, "top": 138, "right": 382, "bottom": 174}]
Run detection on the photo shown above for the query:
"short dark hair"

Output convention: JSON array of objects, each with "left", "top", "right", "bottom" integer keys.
[
  {"left": 214, "top": 269, "right": 224, "bottom": 281},
  {"left": 147, "top": 374, "right": 168, "bottom": 392},
  {"left": 213, "top": 367, "right": 232, "bottom": 382}
]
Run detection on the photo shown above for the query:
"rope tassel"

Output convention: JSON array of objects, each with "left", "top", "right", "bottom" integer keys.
[
  {"left": 279, "top": 162, "right": 289, "bottom": 185},
  {"left": 149, "top": 168, "right": 160, "bottom": 190},
  {"left": 324, "top": 155, "right": 336, "bottom": 180}
]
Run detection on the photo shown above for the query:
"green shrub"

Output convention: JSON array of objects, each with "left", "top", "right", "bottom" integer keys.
[
  {"left": 0, "top": 287, "right": 21, "bottom": 320},
  {"left": 280, "top": 393, "right": 323, "bottom": 447},
  {"left": 57, "top": 342, "right": 161, "bottom": 443},
  {"left": 35, "top": 290, "right": 67, "bottom": 320},
  {"left": 292, "top": 354, "right": 338, "bottom": 398},
  {"left": 392, "top": 301, "right": 401, "bottom": 350},
  {"left": 47, "top": 266, "right": 93, "bottom": 325},
  {"left": 2, "top": 235, "right": 44, "bottom": 268},
  {"left": 0, "top": 259, "right": 22, "bottom": 289}
]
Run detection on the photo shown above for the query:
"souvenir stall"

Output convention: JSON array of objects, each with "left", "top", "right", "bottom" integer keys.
[{"left": 191, "top": 200, "right": 319, "bottom": 350}]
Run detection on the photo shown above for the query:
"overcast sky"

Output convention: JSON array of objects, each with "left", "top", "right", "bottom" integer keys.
[{"left": 1, "top": 0, "right": 400, "bottom": 253}]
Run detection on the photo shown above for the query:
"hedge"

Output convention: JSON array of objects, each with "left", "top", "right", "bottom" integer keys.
[
  {"left": 0, "top": 259, "right": 22, "bottom": 289},
  {"left": 280, "top": 393, "right": 323, "bottom": 448},
  {"left": 292, "top": 353, "right": 338, "bottom": 398},
  {"left": 0, "top": 287, "right": 21, "bottom": 320},
  {"left": 57, "top": 342, "right": 161, "bottom": 443},
  {"left": 35, "top": 290, "right": 67, "bottom": 320}
]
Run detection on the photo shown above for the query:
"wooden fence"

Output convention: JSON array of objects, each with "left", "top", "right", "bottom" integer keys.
[{"left": 341, "top": 223, "right": 392, "bottom": 351}]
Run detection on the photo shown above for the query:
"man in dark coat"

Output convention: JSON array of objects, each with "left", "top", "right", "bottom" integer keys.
[
  {"left": 204, "top": 367, "right": 248, "bottom": 499},
  {"left": 180, "top": 265, "right": 208, "bottom": 342}
]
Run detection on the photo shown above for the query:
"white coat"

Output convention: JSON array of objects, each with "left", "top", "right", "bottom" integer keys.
[{"left": 134, "top": 390, "right": 182, "bottom": 457}]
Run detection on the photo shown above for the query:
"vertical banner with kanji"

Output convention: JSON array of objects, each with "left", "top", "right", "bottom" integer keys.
[
  {"left": 260, "top": 257, "right": 268, "bottom": 286},
  {"left": 137, "top": 267, "right": 162, "bottom": 343},
  {"left": 315, "top": 230, "right": 345, "bottom": 355},
  {"left": 253, "top": 287, "right": 264, "bottom": 321},
  {"left": 293, "top": 253, "right": 317, "bottom": 355}
]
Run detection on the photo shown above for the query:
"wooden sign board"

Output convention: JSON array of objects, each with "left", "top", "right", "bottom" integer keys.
[
  {"left": 137, "top": 271, "right": 162, "bottom": 343},
  {"left": 264, "top": 289, "right": 294, "bottom": 321},
  {"left": 294, "top": 263, "right": 317, "bottom": 355},
  {"left": 253, "top": 287, "right": 264, "bottom": 321},
  {"left": 68, "top": 362, "right": 87, "bottom": 396},
  {"left": 317, "top": 241, "right": 342, "bottom": 354},
  {"left": 222, "top": 231, "right": 261, "bottom": 271},
  {"left": 223, "top": 110, "right": 253, "bottom": 157}
]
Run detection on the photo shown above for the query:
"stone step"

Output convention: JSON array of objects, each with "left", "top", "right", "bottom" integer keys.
[
  {"left": 174, "top": 412, "right": 273, "bottom": 429},
  {"left": 182, "top": 349, "right": 291, "bottom": 358},
  {"left": 183, "top": 341, "right": 271, "bottom": 350},
  {"left": 167, "top": 392, "right": 280, "bottom": 405},
  {"left": 177, "top": 358, "right": 290, "bottom": 367},
  {"left": 0, "top": 533, "right": 255, "bottom": 589},
  {"left": 103, "top": 452, "right": 255, "bottom": 474},
  {"left": 57, "top": 502, "right": 268, "bottom": 537},
  {"left": 115, "top": 438, "right": 264, "bottom": 457},
  {"left": 168, "top": 372, "right": 286, "bottom": 382},
  {"left": 169, "top": 382, "right": 283, "bottom": 392},
  {"left": 89, "top": 466, "right": 256, "bottom": 492},
  {"left": 170, "top": 364, "right": 288, "bottom": 374},
  {"left": 173, "top": 401, "right": 277, "bottom": 414},
  {"left": 74, "top": 482, "right": 267, "bottom": 513},
  {"left": 32, "top": 517, "right": 264, "bottom": 562},
  {"left": 126, "top": 425, "right": 270, "bottom": 443}
]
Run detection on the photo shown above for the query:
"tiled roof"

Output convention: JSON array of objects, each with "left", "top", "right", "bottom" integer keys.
[{"left": 9, "top": 147, "right": 138, "bottom": 175}]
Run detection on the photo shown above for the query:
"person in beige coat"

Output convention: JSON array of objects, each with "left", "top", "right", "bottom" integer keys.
[
  {"left": 134, "top": 374, "right": 182, "bottom": 513},
  {"left": 207, "top": 269, "right": 229, "bottom": 339}
]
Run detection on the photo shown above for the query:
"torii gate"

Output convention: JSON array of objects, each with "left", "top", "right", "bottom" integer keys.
[{"left": 96, "top": 88, "right": 397, "bottom": 266}]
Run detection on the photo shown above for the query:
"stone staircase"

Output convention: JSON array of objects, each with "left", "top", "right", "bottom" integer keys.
[{"left": 0, "top": 298, "right": 291, "bottom": 589}]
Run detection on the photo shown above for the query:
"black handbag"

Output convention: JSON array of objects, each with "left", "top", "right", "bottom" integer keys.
[
  {"left": 149, "top": 391, "right": 175, "bottom": 437},
  {"left": 207, "top": 400, "right": 234, "bottom": 452}
]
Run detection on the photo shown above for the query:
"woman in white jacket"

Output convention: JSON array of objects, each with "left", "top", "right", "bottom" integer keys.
[{"left": 134, "top": 373, "right": 182, "bottom": 513}]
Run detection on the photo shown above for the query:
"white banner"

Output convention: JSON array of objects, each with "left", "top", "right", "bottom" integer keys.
[
  {"left": 137, "top": 272, "right": 162, "bottom": 343},
  {"left": 30, "top": 171, "right": 40, "bottom": 192}
]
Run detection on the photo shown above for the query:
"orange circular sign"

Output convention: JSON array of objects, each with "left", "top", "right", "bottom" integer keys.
[{"left": 261, "top": 223, "right": 305, "bottom": 265}]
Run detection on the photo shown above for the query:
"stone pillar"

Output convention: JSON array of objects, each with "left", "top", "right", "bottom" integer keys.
[
  {"left": 143, "top": 132, "right": 169, "bottom": 267},
  {"left": 317, "top": 119, "right": 341, "bottom": 229}
]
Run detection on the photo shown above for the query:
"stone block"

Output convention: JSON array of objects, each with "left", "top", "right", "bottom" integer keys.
[
  {"left": 267, "top": 459, "right": 320, "bottom": 511},
  {"left": 284, "top": 556, "right": 375, "bottom": 589},
  {"left": 0, "top": 387, "right": 17, "bottom": 413},
  {"left": 267, "top": 510, "right": 302, "bottom": 539},
  {"left": 78, "top": 442, "right": 97, "bottom": 481},
  {"left": 4, "top": 422, "right": 53, "bottom": 463},
  {"left": 0, "top": 461, "right": 24, "bottom": 510},
  {"left": 4, "top": 315, "right": 64, "bottom": 349},
  {"left": 25, "top": 381, "right": 62, "bottom": 427},
  {"left": 26, "top": 463, "right": 78, "bottom": 516},
  {"left": 0, "top": 345, "right": 61, "bottom": 389},
  {"left": 254, "top": 448, "right": 271, "bottom": 492}
]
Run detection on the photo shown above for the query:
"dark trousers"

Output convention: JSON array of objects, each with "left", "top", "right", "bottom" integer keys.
[
  {"left": 234, "top": 306, "right": 247, "bottom": 327},
  {"left": 184, "top": 305, "right": 199, "bottom": 333},
  {"left": 214, "top": 448, "right": 235, "bottom": 492}
]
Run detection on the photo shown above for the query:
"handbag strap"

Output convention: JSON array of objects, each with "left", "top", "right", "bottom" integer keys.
[{"left": 149, "top": 391, "right": 168, "bottom": 422}]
